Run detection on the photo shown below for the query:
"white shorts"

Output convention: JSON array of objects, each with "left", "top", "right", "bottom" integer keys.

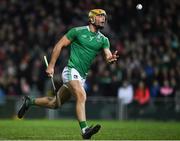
[{"left": 62, "top": 66, "right": 86, "bottom": 87}]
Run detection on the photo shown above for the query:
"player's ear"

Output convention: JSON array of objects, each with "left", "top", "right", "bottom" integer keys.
[{"left": 90, "top": 17, "right": 95, "bottom": 24}]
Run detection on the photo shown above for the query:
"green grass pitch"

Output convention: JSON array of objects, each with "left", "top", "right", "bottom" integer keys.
[{"left": 0, "top": 119, "right": 180, "bottom": 140}]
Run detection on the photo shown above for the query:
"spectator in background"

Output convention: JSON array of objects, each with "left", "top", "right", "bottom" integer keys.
[
  {"left": 92, "top": 84, "right": 102, "bottom": 96},
  {"left": 160, "top": 80, "right": 174, "bottom": 97},
  {"left": 0, "top": 85, "right": 6, "bottom": 105},
  {"left": 150, "top": 80, "right": 160, "bottom": 107},
  {"left": 159, "top": 79, "right": 175, "bottom": 110},
  {"left": 150, "top": 80, "right": 160, "bottom": 98},
  {"left": 134, "top": 81, "right": 150, "bottom": 105},
  {"left": 133, "top": 81, "right": 150, "bottom": 115},
  {"left": 118, "top": 80, "right": 133, "bottom": 105},
  {"left": 117, "top": 80, "right": 133, "bottom": 120}
]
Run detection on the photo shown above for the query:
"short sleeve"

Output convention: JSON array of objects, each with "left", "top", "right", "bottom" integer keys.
[
  {"left": 102, "top": 37, "right": 110, "bottom": 49},
  {"left": 65, "top": 28, "right": 77, "bottom": 41}
]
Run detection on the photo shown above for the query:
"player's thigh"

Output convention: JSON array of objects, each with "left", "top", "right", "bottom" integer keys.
[
  {"left": 66, "top": 80, "right": 86, "bottom": 100},
  {"left": 57, "top": 85, "right": 72, "bottom": 105}
]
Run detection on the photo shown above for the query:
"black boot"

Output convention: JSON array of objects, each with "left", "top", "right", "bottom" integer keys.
[
  {"left": 82, "top": 124, "right": 101, "bottom": 139},
  {"left": 17, "top": 96, "right": 31, "bottom": 118}
]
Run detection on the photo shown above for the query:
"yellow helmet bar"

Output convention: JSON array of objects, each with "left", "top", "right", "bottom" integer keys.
[{"left": 88, "top": 9, "right": 106, "bottom": 18}]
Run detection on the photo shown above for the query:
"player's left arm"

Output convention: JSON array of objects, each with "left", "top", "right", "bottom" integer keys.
[
  {"left": 102, "top": 37, "right": 119, "bottom": 63},
  {"left": 103, "top": 48, "right": 119, "bottom": 63}
]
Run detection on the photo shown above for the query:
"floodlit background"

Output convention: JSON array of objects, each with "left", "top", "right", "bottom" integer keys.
[{"left": 0, "top": 0, "right": 180, "bottom": 121}]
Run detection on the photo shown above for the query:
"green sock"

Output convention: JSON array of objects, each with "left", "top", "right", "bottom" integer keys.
[
  {"left": 30, "top": 98, "right": 35, "bottom": 105},
  {"left": 26, "top": 98, "right": 35, "bottom": 106},
  {"left": 79, "top": 121, "right": 88, "bottom": 130}
]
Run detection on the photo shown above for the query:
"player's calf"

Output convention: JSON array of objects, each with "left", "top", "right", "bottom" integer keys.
[{"left": 17, "top": 96, "right": 60, "bottom": 118}]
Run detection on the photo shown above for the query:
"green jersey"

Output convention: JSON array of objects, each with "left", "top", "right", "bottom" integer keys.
[{"left": 65, "top": 26, "right": 110, "bottom": 78}]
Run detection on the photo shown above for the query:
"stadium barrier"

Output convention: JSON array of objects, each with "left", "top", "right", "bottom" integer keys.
[{"left": 0, "top": 95, "right": 180, "bottom": 120}]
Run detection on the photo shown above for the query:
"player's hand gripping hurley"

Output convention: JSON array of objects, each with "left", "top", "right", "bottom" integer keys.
[{"left": 43, "top": 56, "right": 58, "bottom": 101}]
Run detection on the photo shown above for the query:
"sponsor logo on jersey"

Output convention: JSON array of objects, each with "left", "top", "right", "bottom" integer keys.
[
  {"left": 81, "top": 35, "right": 87, "bottom": 38},
  {"left": 89, "top": 36, "right": 94, "bottom": 41}
]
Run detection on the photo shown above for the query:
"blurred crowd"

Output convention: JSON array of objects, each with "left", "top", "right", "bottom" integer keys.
[{"left": 0, "top": 0, "right": 179, "bottom": 106}]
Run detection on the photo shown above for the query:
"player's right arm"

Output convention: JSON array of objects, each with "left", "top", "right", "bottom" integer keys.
[
  {"left": 46, "top": 27, "right": 77, "bottom": 77},
  {"left": 46, "top": 36, "right": 71, "bottom": 77}
]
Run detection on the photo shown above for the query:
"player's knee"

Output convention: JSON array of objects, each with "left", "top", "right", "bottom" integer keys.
[
  {"left": 76, "top": 92, "right": 86, "bottom": 103},
  {"left": 49, "top": 99, "right": 61, "bottom": 109},
  {"left": 50, "top": 102, "right": 60, "bottom": 109},
  {"left": 70, "top": 85, "right": 86, "bottom": 103},
  {"left": 53, "top": 103, "right": 59, "bottom": 109}
]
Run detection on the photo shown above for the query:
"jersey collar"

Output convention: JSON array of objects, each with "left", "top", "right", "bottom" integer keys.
[{"left": 87, "top": 25, "right": 100, "bottom": 35}]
